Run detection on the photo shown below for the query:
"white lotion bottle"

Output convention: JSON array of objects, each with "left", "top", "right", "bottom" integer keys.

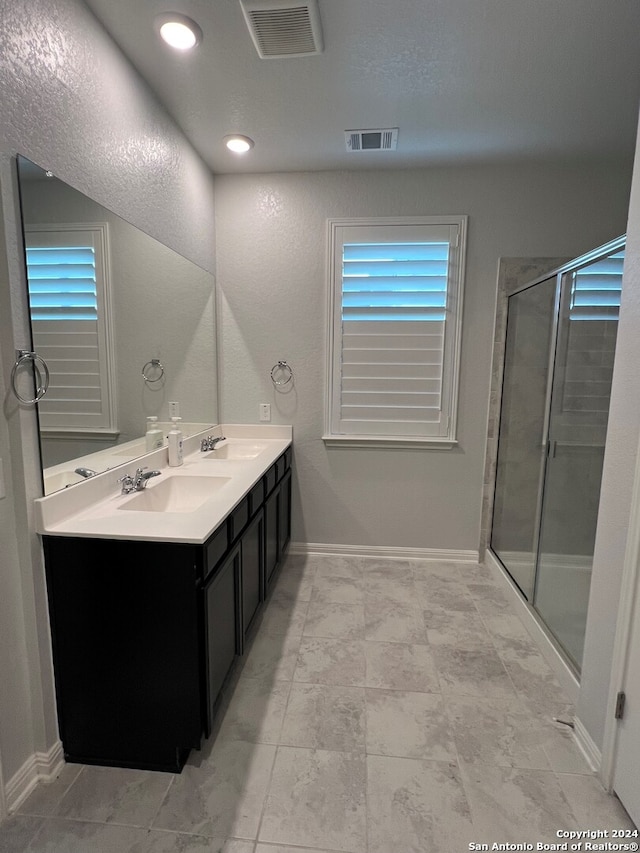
[
  {"left": 145, "top": 416, "right": 164, "bottom": 452},
  {"left": 168, "top": 416, "right": 184, "bottom": 466}
]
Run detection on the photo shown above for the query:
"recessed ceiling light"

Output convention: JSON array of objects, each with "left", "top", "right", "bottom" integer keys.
[
  {"left": 154, "top": 13, "right": 203, "bottom": 50},
  {"left": 223, "top": 135, "right": 255, "bottom": 154}
]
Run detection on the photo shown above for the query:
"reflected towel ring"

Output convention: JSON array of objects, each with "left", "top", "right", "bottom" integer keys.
[
  {"left": 10, "top": 349, "right": 50, "bottom": 405},
  {"left": 270, "top": 360, "right": 293, "bottom": 387},
  {"left": 142, "top": 358, "right": 165, "bottom": 383}
]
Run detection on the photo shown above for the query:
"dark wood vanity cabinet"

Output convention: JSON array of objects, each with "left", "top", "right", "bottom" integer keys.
[
  {"left": 42, "top": 447, "right": 292, "bottom": 773},
  {"left": 43, "top": 537, "right": 203, "bottom": 773}
]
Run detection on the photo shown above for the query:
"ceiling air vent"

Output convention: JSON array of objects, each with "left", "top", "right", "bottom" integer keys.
[
  {"left": 240, "top": 0, "right": 324, "bottom": 58},
  {"left": 345, "top": 128, "right": 399, "bottom": 152}
]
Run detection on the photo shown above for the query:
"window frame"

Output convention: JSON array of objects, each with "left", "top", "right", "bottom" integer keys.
[
  {"left": 25, "top": 222, "right": 118, "bottom": 439},
  {"left": 323, "top": 215, "right": 467, "bottom": 448}
]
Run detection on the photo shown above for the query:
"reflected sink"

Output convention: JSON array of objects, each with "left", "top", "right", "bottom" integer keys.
[
  {"left": 118, "top": 475, "right": 231, "bottom": 513},
  {"left": 203, "top": 441, "right": 268, "bottom": 460},
  {"left": 45, "top": 471, "right": 86, "bottom": 491}
]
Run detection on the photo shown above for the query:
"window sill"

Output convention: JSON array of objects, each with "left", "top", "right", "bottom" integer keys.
[{"left": 322, "top": 434, "right": 458, "bottom": 450}]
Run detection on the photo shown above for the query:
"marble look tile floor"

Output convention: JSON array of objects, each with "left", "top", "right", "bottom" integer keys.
[{"left": 1, "top": 554, "right": 635, "bottom": 853}]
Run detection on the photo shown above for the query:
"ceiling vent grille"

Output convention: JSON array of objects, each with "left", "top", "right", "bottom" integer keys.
[
  {"left": 345, "top": 128, "right": 399, "bottom": 152},
  {"left": 240, "top": 0, "right": 324, "bottom": 58}
]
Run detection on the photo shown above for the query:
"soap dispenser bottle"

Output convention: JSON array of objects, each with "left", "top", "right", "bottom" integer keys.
[
  {"left": 168, "top": 416, "right": 184, "bottom": 466},
  {"left": 145, "top": 416, "right": 164, "bottom": 452}
]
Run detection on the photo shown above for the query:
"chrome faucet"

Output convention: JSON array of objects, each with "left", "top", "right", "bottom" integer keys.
[
  {"left": 118, "top": 467, "right": 162, "bottom": 494},
  {"left": 200, "top": 435, "right": 226, "bottom": 452},
  {"left": 75, "top": 467, "right": 97, "bottom": 478}
]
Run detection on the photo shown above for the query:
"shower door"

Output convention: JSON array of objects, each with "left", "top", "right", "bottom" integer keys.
[
  {"left": 534, "top": 247, "right": 623, "bottom": 671},
  {"left": 491, "top": 276, "right": 558, "bottom": 599},
  {"left": 491, "top": 239, "right": 624, "bottom": 674}
]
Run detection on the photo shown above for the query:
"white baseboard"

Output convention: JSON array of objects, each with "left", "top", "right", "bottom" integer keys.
[
  {"left": 573, "top": 715, "right": 602, "bottom": 772},
  {"left": 5, "top": 740, "right": 64, "bottom": 814},
  {"left": 485, "top": 549, "right": 580, "bottom": 704},
  {"left": 289, "top": 542, "right": 479, "bottom": 563}
]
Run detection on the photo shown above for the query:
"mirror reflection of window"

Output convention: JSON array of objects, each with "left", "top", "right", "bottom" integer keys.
[{"left": 25, "top": 223, "right": 117, "bottom": 436}]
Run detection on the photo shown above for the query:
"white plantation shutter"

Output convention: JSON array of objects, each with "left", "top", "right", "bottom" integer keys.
[
  {"left": 25, "top": 224, "right": 117, "bottom": 434},
  {"left": 569, "top": 249, "right": 624, "bottom": 320},
  {"left": 327, "top": 218, "right": 466, "bottom": 443}
]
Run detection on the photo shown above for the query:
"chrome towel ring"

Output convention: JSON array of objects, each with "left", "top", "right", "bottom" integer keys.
[
  {"left": 142, "top": 358, "right": 165, "bottom": 383},
  {"left": 270, "top": 360, "right": 293, "bottom": 387},
  {"left": 10, "top": 349, "right": 50, "bottom": 405}
]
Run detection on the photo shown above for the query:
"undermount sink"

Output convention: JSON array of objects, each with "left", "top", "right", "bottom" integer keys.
[
  {"left": 118, "top": 475, "right": 231, "bottom": 513},
  {"left": 44, "top": 471, "right": 86, "bottom": 491},
  {"left": 203, "top": 441, "right": 268, "bottom": 460}
]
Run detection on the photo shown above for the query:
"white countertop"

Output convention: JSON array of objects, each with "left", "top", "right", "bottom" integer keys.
[{"left": 34, "top": 424, "right": 292, "bottom": 544}]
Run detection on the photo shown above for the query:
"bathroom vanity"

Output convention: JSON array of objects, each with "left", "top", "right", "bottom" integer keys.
[{"left": 35, "top": 427, "right": 292, "bottom": 772}]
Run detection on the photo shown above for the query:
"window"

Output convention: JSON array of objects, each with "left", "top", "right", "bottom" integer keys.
[
  {"left": 25, "top": 223, "right": 117, "bottom": 436},
  {"left": 569, "top": 248, "right": 624, "bottom": 321},
  {"left": 325, "top": 216, "right": 467, "bottom": 447}
]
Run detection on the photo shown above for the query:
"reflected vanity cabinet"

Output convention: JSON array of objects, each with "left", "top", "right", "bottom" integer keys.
[{"left": 42, "top": 446, "right": 292, "bottom": 774}]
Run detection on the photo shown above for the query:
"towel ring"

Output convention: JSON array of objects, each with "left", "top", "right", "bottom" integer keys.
[
  {"left": 142, "top": 359, "right": 164, "bottom": 383},
  {"left": 270, "top": 360, "right": 293, "bottom": 387},
  {"left": 10, "top": 350, "right": 50, "bottom": 405}
]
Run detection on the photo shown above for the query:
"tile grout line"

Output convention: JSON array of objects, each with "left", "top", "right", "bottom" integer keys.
[{"left": 147, "top": 772, "right": 175, "bottom": 831}]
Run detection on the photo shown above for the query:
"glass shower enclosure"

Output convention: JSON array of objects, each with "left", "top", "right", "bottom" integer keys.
[{"left": 491, "top": 237, "right": 625, "bottom": 674}]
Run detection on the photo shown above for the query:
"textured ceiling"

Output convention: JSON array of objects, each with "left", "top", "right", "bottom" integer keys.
[{"left": 83, "top": 0, "right": 640, "bottom": 174}]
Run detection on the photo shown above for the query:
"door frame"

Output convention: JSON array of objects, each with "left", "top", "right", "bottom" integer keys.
[{"left": 600, "top": 422, "right": 640, "bottom": 792}]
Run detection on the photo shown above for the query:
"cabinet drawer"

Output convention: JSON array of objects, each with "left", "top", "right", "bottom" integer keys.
[
  {"left": 229, "top": 496, "right": 249, "bottom": 542},
  {"left": 249, "top": 479, "right": 265, "bottom": 517},
  {"left": 205, "top": 524, "right": 229, "bottom": 575},
  {"left": 265, "top": 463, "right": 277, "bottom": 496}
]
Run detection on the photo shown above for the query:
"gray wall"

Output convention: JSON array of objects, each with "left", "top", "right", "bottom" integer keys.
[
  {"left": 578, "top": 118, "right": 640, "bottom": 751},
  {"left": 0, "top": 0, "right": 216, "bottom": 788},
  {"left": 215, "top": 164, "right": 631, "bottom": 553}
]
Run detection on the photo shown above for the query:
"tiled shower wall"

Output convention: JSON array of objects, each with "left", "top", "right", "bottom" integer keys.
[
  {"left": 558, "top": 319, "right": 617, "bottom": 445},
  {"left": 480, "top": 258, "right": 568, "bottom": 557}
]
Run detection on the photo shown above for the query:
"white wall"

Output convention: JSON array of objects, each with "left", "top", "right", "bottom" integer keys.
[
  {"left": 578, "top": 119, "right": 640, "bottom": 751},
  {"left": 0, "top": 0, "right": 216, "bottom": 793},
  {"left": 215, "top": 163, "right": 632, "bottom": 552}
]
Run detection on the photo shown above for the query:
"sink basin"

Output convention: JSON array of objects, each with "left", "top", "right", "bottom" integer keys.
[
  {"left": 44, "top": 471, "right": 86, "bottom": 492},
  {"left": 118, "top": 475, "right": 231, "bottom": 513},
  {"left": 203, "top": 441, "right": 268, "bottom": 460}
]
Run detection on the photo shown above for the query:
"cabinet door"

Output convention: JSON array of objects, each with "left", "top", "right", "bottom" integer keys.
[
  {"left": 241, "top": 510, "right": 264, "bottom": 640},
  {"left": 265, "top": 488, "right": 279, "bottom": 587},
  {"left": 279, "top": 470, "right": 292, "bottom": 557},
  {"left": 204, "top": 546, "right": 240, "bottom": 733}
]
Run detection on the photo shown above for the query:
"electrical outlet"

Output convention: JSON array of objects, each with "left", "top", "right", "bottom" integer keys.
[
  {"left": 169, "top": 401, "right": 180, "bottom": 418},
  {"left": 259, "top": 403, "right": 271, "bottom": 422}
]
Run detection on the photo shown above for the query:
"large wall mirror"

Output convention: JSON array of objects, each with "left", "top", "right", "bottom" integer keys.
[{"left": 16, "top": 155, "right": 217, "bottom": 494}]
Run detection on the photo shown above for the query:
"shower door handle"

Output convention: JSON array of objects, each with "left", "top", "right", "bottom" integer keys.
[{"left": 546, "top": 439, "right": 558, "bottom": 459}]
